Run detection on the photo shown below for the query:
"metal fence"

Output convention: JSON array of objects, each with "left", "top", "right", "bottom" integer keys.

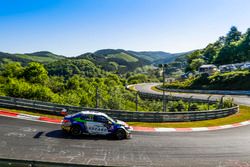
[
  {"left": 138, "top": 92, "right": 216, "bottom": 103},
  {"left": 156, "top": 85, "right": 250, "bottom": 96},
  {"left": 0, "top": 96, "right": 238, "bottom": 122},
  {"left": 0, "top": 158, "right": 113, "bottom": 167}
]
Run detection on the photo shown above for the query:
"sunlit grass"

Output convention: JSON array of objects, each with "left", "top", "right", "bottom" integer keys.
[
  {"left": 128, "top": 105, "right": 250, "bottom": 128},
  {"left": 0, "top": 107, "right": 63, "bottom": 119}
]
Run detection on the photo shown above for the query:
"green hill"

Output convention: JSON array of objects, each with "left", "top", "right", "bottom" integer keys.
[
  {"left": 0, "top": 49, "right": 188, "bottom": 75},
  {"left": 106, "top": 52, "right": 138, "bottom": 62},
  {"left": 127, "top": 50, "right": 181, "bottom": 63},
  {"left": 0, "top": 51, "right": 65, "bottom": 64},
  {"left": 76, "top": 49, "right": 151, "bottom": 73}
]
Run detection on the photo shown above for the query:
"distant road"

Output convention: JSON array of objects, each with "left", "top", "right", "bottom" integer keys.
[{"left": 134, "top": 83, "right": 250, "bottom": 106}]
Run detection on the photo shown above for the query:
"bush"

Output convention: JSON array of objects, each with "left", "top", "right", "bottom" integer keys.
[
  {"left": 222, "top": 97, "right": 234, "bottom": 108},
  {"left": 163, "top": 71, "right": 250, "bottom": 90}
]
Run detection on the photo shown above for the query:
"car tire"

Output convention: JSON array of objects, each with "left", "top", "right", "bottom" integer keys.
[
  {"left": 70, "top": 125, "right": 82, "bottom": 136},
  {"left": 115, "top": 129, "right": 126, "bottom": 140}
]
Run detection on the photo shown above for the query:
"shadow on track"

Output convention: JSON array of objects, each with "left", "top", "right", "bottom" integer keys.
[{"left": 45, "top": 130, "right": 118, "bottom": 141}]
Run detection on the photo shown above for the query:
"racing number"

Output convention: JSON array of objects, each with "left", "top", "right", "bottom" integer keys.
[{"left": 86, "top": 115, "right": 110, "bottom": 135}]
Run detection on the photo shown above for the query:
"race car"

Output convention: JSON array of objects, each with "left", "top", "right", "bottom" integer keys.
[{"left": 61, "top": 111, "right": 132, "bottom": 139}]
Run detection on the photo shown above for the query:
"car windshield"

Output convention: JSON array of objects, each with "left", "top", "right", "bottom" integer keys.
[{"left": 105, "top": 115, "right": 116, "bottom": 123}]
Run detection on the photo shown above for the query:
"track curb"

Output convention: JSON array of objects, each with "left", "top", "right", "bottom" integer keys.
[{"left": 1, "top": 110, "right": 250, "bottom": 132}]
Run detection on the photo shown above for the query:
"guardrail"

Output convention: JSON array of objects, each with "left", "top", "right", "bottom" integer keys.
[
  {"left": 0, "top": 157, "right": 114, "bottom": 167},
  {"left": 0, "top": 96, "right": 238, "bottom": 122},
  {"left": 156, "top": 85, "right": 250, "bottom": 95},
  {"left": 138, "top": 92, "right": 216, "bottom": 103},
  {"left": 126, "top": 84, "right": 217, "bottom": 103}
]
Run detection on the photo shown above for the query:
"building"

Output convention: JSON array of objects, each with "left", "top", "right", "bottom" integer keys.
[
  {"left": 219, "top": 64, "right": 237, "bottom": 73},
  {"left": 198, "top": 64, "right": 218, "bottom": 75}
]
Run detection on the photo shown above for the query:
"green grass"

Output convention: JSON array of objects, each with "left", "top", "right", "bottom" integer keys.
[
  {"left": 128, "top": 105, "right": 250, "bottom": 128},
  {"left": 106, "top": 52, "right": 138, "bottom": 62},
  {"left": 151, "top": 85, "right": 163, "bottom": 93},
  {"left": 1, "top": 106, "right": 250, "bottom": 128},
  {"left": 152, "top": 84, "right": 216, "bottom": 96},
  {"left": 0, "top": 107, "right": 63, "bottom": 119},
  {"left": 163, "top": 70, "right": 250, "bottom": 90},
  {"left": 16, "top": 54, "right": 64, "bottom": 63},
  {"left": 128, "top": 85, "right": 137, "bottom": 91}
]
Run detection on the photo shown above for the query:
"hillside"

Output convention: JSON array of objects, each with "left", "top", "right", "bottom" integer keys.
[
  {"left": 0, "top": 49, "right": 189, "bottom": 75},
  {"left": 127, "top": 50, "right": 187, "bottom": 64},
  {"left": 76, "top": 49, "right": 151, "bottom": 73},
  {"left": 163, "top": 71, "right": 250, "bottom": 90},
  {"left": 185, "top": 26, "right": 250, "bottom": 72},
  {"left": 0, "top": 51, "right": 65, "bottom": 64}
]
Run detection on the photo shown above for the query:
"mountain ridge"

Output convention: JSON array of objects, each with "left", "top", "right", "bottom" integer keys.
[{"left": 0, "top": 49, "right": 189, "bottom": 70}]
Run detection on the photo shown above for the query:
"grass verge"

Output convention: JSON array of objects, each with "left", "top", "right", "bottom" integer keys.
[
  {"left": 128, "top": 105, "right": 250, "bottom": 128},
  {"left": 127, "top": 85, "right": 137, "bottom": 92},
  {"left": 151, "top": 84, "right": 216, "bottom": 96},
  {"left": 151, "top": 85, "right": 163, "bottom": 93},
  {"left": 0, "top": 107, "right": 63, "bottom": 119},
  {"left": 1, "top": 106, "right": 250, "bottom": 128}
]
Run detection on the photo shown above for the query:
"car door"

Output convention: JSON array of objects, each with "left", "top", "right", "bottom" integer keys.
[
  {"left": 79, "top": 114, "right": 93, "bottom": 133},
  {"left": 85, "top": 115, "right": 110, "bottom": 135}
]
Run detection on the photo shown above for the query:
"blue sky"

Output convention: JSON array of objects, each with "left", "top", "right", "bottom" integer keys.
[{"left": 0, "top": 0, "right": 250, "bottom": 56}]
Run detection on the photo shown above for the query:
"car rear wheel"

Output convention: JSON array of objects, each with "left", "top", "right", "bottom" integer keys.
[
  {"left": 115, "top": 129, "right": 126, "bottom": 140},
  {"left": 70, "top": 125, "right": 82, "bottom": 136}
]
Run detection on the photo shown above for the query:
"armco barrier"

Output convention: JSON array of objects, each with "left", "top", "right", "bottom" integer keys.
[
  {"left": 156, "top": 85, "right": 250, "bottom": 95},
  {"left": 126, "top": 84, "right": 217, "bottom": 103},
  {"left": 0, "top": 157, "right": 114, "bottom": 167},
  {"left": 138, "top": 92, "right": 216, "bottom": 103},
  {"left": 0, "top": 96, "right": 238, "bottom": 122}
]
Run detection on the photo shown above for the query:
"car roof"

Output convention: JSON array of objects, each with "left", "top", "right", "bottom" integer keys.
[{"left": 79, "top": 110, "right": 108, "bottom": 117}]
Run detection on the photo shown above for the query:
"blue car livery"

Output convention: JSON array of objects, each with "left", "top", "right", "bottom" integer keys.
[{"left": 61, "top": 111, "right": 132, "bottom": 139}]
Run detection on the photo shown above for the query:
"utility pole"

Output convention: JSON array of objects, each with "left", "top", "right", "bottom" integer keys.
[{"left": 159, "top": 64, "right": 167, "bottom": 112}]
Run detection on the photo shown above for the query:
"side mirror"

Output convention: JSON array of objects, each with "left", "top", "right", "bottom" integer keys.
[
  {"left": 108, "top": 120, "right": 112, "bottom": 125},
  {"left": 60, "top": 108, "right": 67, "bottom": 116}
]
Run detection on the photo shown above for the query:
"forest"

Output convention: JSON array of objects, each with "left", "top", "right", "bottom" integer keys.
[{"left": 0, "top": 61, "right": 164, "bottom": 111}]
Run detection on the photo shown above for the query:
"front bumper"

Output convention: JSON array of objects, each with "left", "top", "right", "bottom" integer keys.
[
  {"left": 125, "top": 127, "right": 132, "bottom": 139},
  {"left": 61, "top": 125, "right": 71, "bottom": 132},
  {"left": 126, "top": 132, "right": 132, "bottom": 139}
]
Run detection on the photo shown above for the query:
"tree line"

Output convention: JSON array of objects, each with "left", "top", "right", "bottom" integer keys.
[
  {"left": 0, "top": 61, "right": 161, "bottom": 111},
  {"left": 185, "top": 26, "right": 250, "bottom": 72}
]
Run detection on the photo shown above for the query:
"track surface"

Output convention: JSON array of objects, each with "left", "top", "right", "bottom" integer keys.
[
  {"left": 1, "top": 116, "right": 250, "bottom": 167},
  {"left": 134, "top": 83, "right": 250, "bottom": 106}
]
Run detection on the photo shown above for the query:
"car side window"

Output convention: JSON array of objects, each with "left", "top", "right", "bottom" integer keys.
[
  {"left": 94, "top": 116, "right": 108, "bottom": 123},
  {"left": 80, "top": 114, "right": 93, "bottom": 121}
]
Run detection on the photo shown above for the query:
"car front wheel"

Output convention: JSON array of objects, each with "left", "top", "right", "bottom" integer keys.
[
  {"left": 70, "top": 125, "right": 82, "bottom": 136},
  {"left": 115, "top": 129, "right": 126, "bottom": 140}
]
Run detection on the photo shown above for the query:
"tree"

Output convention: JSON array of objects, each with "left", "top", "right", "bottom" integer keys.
[
  {"left": 22, "top": 62, "right": 48, "bottom": 84},
  {"left": 127, "top": 74, "right": 148, "bottom": 84},
  {"left": 225, "top": 26, "right": 242, "bottom": 45},
  {"left": 203, "top": 44, "right": 217, "bottom": 63},
  {"left": 190, "top": 58, "right": 205, "bottom": 71},
  {"left": 237, "top": 28, "right": 250, "bottom": 62},
  {"left": 1, "top": 62, "right": 23, "bottom": 78}
]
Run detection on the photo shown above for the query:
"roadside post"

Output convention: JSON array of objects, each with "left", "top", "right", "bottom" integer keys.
[
  {"left": 135, "top": 92, "right": 138, "bottom": 111},
  {"left": 188, "top": 96, "right": 193, "bottom": 111},
  {"left": 207, "top": 95, "right": 212, "bottom": 110},
  {"left": 219, "top": 95, "right": 225, "bottom": 109},
  {"left": 159, "top": 64, "right": 168, "bottom": 112}
]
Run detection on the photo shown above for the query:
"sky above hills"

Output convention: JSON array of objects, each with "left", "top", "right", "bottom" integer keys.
[{"left": 0, "top": 0, "right": 250, "bottom": 57}]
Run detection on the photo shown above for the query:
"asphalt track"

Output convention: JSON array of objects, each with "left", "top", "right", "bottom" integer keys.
[
  {"left": 1, "top": 116, "right": 250, "bottom": 167},
  {"left": 134, "top": 83, "right": 250, "bottom": 106}
]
